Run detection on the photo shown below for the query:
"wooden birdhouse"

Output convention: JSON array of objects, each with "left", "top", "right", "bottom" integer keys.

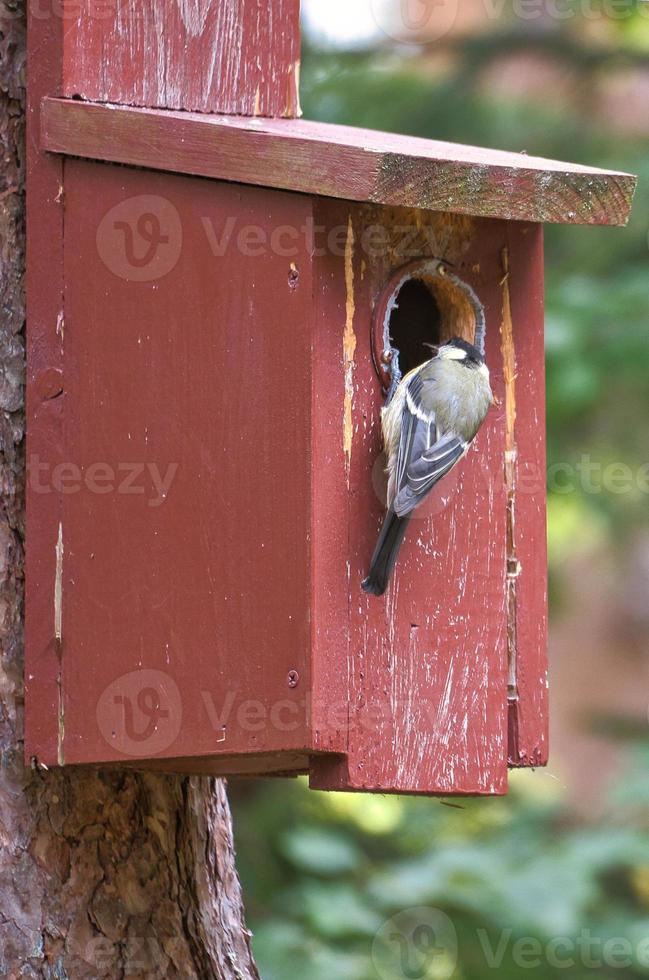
[{"left": 25, "top": 1, "right": 635, "bottom": 794}]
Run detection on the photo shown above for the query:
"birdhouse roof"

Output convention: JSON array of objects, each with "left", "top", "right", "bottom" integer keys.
[{"left": 42, "top": 98, "right": 635, "bottom": 226}]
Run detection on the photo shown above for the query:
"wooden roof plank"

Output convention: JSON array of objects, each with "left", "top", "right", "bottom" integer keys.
[{"left": 41, "top": 97, "right": 635, "bottom": 225}]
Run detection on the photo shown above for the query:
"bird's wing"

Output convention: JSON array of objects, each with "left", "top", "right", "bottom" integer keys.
[{"left": 392, "top": 372, "right": 468, "bottom": 518}]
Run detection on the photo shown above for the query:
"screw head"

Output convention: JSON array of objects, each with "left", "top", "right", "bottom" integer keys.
[{"left": 287, "top": 670, "right": 299, "bottom": 689}]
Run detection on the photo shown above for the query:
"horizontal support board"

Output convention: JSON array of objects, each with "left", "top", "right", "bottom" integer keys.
[{"left": 41, "top": 98, "right": 635, "bottom": 226}]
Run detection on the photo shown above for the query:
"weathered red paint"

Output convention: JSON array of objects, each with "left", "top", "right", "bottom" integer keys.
[
  {"left": 61, "top": 0, "right": 301, "bottom": 117},
  {"left": 26, "top": 162, "right": 545, "bottom": 793},
  {"left": 41, "top": 98, "right": 635, "bottom": 226},
  {"left": 309, "top": 205, "right": 512, "bottom": 794},
  {"left": 56, "top": 163, "right": 316, "bottom": 768},
  {"left": 26, "top": 0, "right": 623, "bottom": 793},
  {"left": 25, "top": 2, "right": 65, "bottom": 765},
  {"left": 504, "top": 224, "right": 549, "bottom": 767}
]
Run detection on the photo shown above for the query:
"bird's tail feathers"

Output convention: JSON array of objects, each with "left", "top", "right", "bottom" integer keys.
[{"left": 361, "top": 510, "right": 410, "bottom": 597}]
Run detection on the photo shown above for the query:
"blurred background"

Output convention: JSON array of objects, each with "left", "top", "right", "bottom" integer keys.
[{"left": 230, "top": 2, "right": 649, "bottom": 976}]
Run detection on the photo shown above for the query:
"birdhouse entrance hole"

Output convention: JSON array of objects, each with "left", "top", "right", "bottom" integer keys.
[
  {"left": 372, "top": 259, "right": 486, "bottom": 391},
  {"left": 387, "top": 278, "right": 441, "bottom": 377}
]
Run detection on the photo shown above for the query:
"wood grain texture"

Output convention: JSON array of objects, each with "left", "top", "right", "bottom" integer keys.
[
  {"left": 40, "top": 97, "right": 636, "bottom": 225},
  {"left": 21, "top": 6, "right": 259, "bottom": 976},
  {"left": 504, "top": 223, "right": 549, "bottom": 767},
  {"left": 62, "top": 0, "right": 301, "bottom": 117},
  {"left": 25, "top": 0, "right": 65, "bottom": 766},
  {"left": 40, "top": 161, "right": 315, "bottom": 769},
  {"left": 26, "top": 165, "right": 548, "bottom": 790},
  {"left": 309, "top": 205, "right": 513, "bottom": 795}
]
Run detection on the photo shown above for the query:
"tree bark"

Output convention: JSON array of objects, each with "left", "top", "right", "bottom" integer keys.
[{"left": 0, "top": 4, "right": 258, "bottom": 976}]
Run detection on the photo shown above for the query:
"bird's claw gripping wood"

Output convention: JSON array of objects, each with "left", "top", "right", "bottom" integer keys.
[{"left": 382, "top": 346, "right": 403, "bottom": 404}]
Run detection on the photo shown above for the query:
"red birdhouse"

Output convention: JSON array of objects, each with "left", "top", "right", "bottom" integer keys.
[{"left": 25, "top": 2, "right": 635, "bottom": 794}]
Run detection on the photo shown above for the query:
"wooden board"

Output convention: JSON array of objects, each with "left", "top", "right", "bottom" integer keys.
[
  {"left": 25, "top": 2, "right": 66, "bottom": 765},
  {"left": 504, "top": 224, "right": 549, "bottom": 767},
  {"left": 309, "top": 204, "right": 520, "bottom": 795},
  {"left": 61, "top": 0, "right": 301, "bottom": 117},
  {"left": 26, "top": 0, "right": 303, "bottom": 771},
  {"left": 41, "top": 98, "right": 635, "bottom": 226},
  {"left": 28, "top": 161, "right": 316, "bottom": 769}
]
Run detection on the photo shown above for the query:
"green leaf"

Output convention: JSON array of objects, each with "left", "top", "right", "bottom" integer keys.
[{"left": 278, "top": 827, "right": 363, "bottom": 875}]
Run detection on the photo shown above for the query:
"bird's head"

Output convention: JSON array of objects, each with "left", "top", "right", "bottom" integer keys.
[
  {"left": 437, "top": 336, "right": 484, "bottom": 365},
  {"left": 423, "top": 337, "right": 489, "bottom": 382}
]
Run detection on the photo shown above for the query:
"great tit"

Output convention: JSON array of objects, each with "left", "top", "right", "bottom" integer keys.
[{"left": 362, "top": 336, "right": 493, "bottom": 597}]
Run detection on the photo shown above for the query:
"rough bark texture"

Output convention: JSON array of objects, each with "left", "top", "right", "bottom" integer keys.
[{"left": 0, "top": 4, "right": 258, "bottom": 976}]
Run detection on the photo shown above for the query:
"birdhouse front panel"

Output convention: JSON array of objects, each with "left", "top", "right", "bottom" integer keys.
[{"left": 307, "top": 200, "right": 547, "bottom": 795}]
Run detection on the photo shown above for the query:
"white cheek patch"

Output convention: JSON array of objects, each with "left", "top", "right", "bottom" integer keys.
[{"left": 440, "top": 347, "right": 467, "bottom": 361}]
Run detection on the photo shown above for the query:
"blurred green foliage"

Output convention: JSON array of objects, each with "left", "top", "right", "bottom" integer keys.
[
  {"left": 232, "top": 15, "right": 649, "bottom": 978},
  {"left": 232, "top": 753, "right": 649, "bottom": 979}
]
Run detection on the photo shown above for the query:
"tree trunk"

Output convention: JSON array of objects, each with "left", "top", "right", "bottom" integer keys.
[{"left": 0, "top": 4, "right": 258, "bottom": 976}]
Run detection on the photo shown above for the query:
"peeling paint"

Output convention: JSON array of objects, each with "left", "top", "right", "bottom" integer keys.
[
  {"left": 55, "top": 522, "right": 64, "bottom": 765},
  {"left": 282, "top": 58, "right": 302, "bottom": 117},
  {"left": 177, "top": 0, "right": 211, "bottom": 37},
  {"left": 342, "top": 215, "right": 356, "bottom": 473},
  {"left": 54, "top": 522, "right": 63, "bottom": 642},
  {"left": 500, "top": 251, "right": 517, "bottom": 444},
  {"left": 291, "top": 59, "right": 302, "bottom": 118},
  {"left": 62, "top": 2, "right": 302, "bottom": 118},
  {"left": 57, "top": 689, "right": 65, "bottom": 767},
  {"left": 500, "top": 247, "right": 519, "bottom": 704}
]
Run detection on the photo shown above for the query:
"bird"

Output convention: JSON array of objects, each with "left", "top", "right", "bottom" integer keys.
[{"left": 362, "top": 336, "right": 493, "bottom": 597}]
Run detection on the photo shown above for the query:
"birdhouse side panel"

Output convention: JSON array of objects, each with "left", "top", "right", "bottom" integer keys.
[
  {"left": 24, "top": 7, "right": 66, "bottom": 766},
  {"left": 32, "top": 160, "right": 316, "bottom": 768},
  {"left": 503, "top": 222, "right": 548, "bottom": 767}
]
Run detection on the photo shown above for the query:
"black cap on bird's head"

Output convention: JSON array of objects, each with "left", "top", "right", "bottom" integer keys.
[
  {"left": 424, "top": 336, "right": 484, "bottom": 365},
  {"left": 438, "top": 336, "right": 484, "bottom": 367}
]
